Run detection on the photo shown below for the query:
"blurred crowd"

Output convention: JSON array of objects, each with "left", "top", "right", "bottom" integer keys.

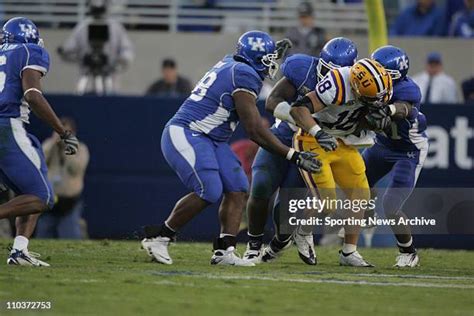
[{"left": 390, "top": 0, "right": 474, "bottom": 38}]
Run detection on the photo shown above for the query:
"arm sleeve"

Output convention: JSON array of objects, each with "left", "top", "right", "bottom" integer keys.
[
  {"left": 21, "top": 44, "right": 50, "bottom": 76},
  {"left": 231, "top": 64, "right": 262, "bottom": 99},
  {"left": 315, "top": 69, "right": 343, "bottom": 106}
]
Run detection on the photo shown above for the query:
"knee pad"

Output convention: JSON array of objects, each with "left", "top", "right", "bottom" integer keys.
[
  {"left": 383, "top": 190, "right": 406, "bottom": 218},
  {"left": 250, "top": 168, "right": 277, "bottom": 200},
  {"left": 391, "top": 160, "right": 416, "bottom": 188},
  {"left": 196, "top": 171, "right": 223, "bottom": 204}
]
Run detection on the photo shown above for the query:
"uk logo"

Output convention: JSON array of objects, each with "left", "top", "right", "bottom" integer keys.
[
  {"left": 19, "top": 24, "right": 37, "bottom": 39},
  {"left": 395, "top": 55, "right": 409, "bottom": 71},
  {"left": 247, "top": 37, "right": 265, "bottom": 52}
]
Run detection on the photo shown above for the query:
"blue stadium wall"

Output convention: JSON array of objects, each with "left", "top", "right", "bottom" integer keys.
[{"left": 27, "top": 95, "right": 474, "bottom": 249}]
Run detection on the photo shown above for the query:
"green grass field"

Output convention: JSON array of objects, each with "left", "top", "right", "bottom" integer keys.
[{"left": 0, "top": 239, "right": 473, "bottom": 316}]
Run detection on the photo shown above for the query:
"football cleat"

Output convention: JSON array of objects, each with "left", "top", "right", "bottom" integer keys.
[
  {"left": 7, "top": 248, "right": 50, "bottom": 267},
  {"left": 339, "top": 250, "right": 374, "bottom": 267},
  {"left": 261, "top": 237, "right": 293, "bottom": 263},
  {"left": 394, "top": 252, "right": 419, "bottom": 268},
  {"left": 243, "top": 241, "right": 263, "bottom": 264},
  {"left": 292, "top": 228, "right": 317, "bottom": 265},
  {"left": 210, "top": 246, "right": 255, "bottom": 266},
  {"left": 141, "top": 236, "right": 173, "bottom": 265}
]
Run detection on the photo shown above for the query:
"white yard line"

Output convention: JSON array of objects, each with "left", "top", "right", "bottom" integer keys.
[
  {"left": 352, "top": 273, "right": 474, "bottom": 281},
  {"left": 157, "top": 273, "right": 474, "bottom": 289}
]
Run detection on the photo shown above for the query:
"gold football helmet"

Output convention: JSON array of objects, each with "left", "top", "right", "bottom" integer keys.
[{"left": 350, "top": 58, "right": 393, "bottom": 107}]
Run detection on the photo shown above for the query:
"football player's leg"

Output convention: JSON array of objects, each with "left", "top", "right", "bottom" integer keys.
[
  {"left": 211, "top": 143, "right": 254, "bottom": 266},
  {"left": 361, "top": 143, "right": 395, "bottom": 229},
  {"left": 362, "top": 143, "right": 394, "bottom": 188},
  {"left": 0, "top": 126, "right": 53, "bottom": 266},
  {"left": 160, "top": 126, "right": 222, "bottom": 230},
  {"left": 142, "top": 125, "right": 222, "bottom": 264},
  {"left": 273, "top": 164, "right": 316, "bottom": 265},
  {"left": 0, "top": 132, "right": 52, "bottom": 219},
  {"left": 384, "top": 158, "right": 421, "bottom": 267},
  {"left": 332, "top": 145, "right": 373, "bottom": 267},
  {"left": 246, "top": 146, "right": 288, "bottom": 255}
]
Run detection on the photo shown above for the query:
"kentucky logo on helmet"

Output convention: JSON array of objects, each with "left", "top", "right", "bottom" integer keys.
[
  {"left": 19, "top": 23, "right": 38, "bottom": 39},
  {"left": 247, "top": 37, "right": 266, "bottom": 52},
  {"left": 396, "top": 55, "right": 409, "bottom": 71}
]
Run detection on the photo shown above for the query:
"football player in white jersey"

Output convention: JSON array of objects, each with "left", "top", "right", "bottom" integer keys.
[{"left": 273, "top": 58, "right": 393, "bottom": 266}]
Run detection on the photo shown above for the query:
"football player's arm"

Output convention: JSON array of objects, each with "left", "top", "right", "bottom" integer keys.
[
  {"left": 266, "top": 77, "right": 297, "bottom": 124},
  {"left": 388, "top": 101, "right": 414, "bottom": 120},
  {"left": 289, "top": 92, "right": 325, "bottom": 132},
  {"left": 234, "top": 91, "right": 320, "bottom": 172},
  {"left": 290, "top": 92, "right": 338, "bottom": 152},
  {"left": 22, "top": 69, "right": 79, "bottom": 155},
  {"left": 235, "top": 91, "right": 291, "bottom": 157}
]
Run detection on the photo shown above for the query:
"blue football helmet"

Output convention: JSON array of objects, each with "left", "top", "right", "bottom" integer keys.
[
  {"left": 371, "top": 45, "right": 409, "bottom": 82},
  {"left": 1, "top": 17, "right": 43, "bottom": 46},
  {"left": 235, "top": 30, "right": 278, "bottom": 79},
  {"left": 317, "top": 37, "right": 358, "bottom": 80}
]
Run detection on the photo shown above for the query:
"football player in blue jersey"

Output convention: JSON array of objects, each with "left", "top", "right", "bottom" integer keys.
[
  {"left": 0, "top": 17, "right": 79, "bottom": 266},
  {"left": 363, "top": 45, "right": 429, "bottom": 267},
  {"left": 141, "top": 31, "right": 321, "bottom": 266},
  {"left": 243, "top": 37, "right": 358, "bottom": 265}
]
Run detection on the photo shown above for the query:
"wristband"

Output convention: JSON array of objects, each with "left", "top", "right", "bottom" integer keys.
[
  {"left": 286, "top": 148, "right": 296, "bottom": 161},
  {"left": 308, "top": 125, "right": 321, "bottom": 136},
  {"left": 388, "top": 104, "right": 396, "bottom": 116}
]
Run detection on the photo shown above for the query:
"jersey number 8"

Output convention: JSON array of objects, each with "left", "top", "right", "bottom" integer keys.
[
  {"left": 190, "top": 71, "right": 217, "bottom": 102},
  {"left": 317, "top": 79, "right": 332, "bottom": 94}
]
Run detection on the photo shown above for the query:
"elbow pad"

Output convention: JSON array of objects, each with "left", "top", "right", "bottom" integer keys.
[{"left": 274, "top": 101, "right": 296, "bottom": 125}]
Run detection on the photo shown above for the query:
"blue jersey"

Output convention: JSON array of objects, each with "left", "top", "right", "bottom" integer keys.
[
  {"left": 273, "top": 54, "right": 319, "bottom": 143},
  {"left": 376, "top": 76, "right": 428, "bottom": 151},
  {"left": 169, "top": 55, "right": 262, "bottom": 142},
  {"left": 0, "top": 43, "right": 50, "bottom": 121}
]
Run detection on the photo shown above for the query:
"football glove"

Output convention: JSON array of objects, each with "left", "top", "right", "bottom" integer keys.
[
  {"left": 315, "top": 130, "right": 338, "bottom": 151},
  {"left": 60, "top": 131, "right": 79, "bottom": 155},
  {"left": 291, "top": 151, "right": 322, "bottom": 173},
  {"left": 365, "top": 107, "right": 392, "bottom": 131},
  {"left": 275, "top": 38, "right": 293, "bottom": 60}
]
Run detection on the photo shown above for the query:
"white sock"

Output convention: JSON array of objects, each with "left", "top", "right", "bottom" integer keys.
[
  {"left": 342, "top": 243, "right": 357, "bottom": 254},
  {"left": 219, "top": 233, "right": 235, "bottom": 238},
  {"left": 397, "top": 237, "right": 413, "bottom": 248},
  {"left": 13, "top": 236, "right": 29, "bottom": 251}
]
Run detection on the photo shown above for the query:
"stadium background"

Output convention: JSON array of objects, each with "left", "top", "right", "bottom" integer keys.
[{"left": 2, "top": 0, "right": 473, "bottom": 247}]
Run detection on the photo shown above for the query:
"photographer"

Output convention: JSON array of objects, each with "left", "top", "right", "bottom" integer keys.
[
  {"left": 36, "top": 118, "right": 90, "bottom": 239},
  {"left": 57, "top": 0, "right": 134, "bottom": 95}
]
